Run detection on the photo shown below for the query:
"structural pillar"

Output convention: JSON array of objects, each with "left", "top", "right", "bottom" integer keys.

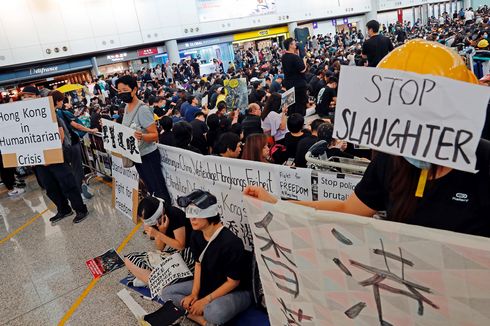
[
  {"left": 166, "top": 39, "right": 180, "bottom": 65},
  {"left": 363, "top": 0, "right": 378, "bottom": 34},
  {"left": 421, "top": 4, "right": 429, "bottom": 25},
  {"left": 91, "top": 56, "right": 100, "bottom": 78},
  {"left": 287, "top": 22, "right": 298, "bottom": 38}
]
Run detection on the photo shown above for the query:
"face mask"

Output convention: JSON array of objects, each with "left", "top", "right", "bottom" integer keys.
[
  {"left": 404, "top": 157, "right": 432, "bottom": 170},
  {"left": 118, "top": 91, "right": 133, "bottom": 103}
]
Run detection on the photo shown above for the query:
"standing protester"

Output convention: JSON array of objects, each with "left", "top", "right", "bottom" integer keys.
[
  {"left": 26, "top": 88, "right": 89, "bottom": 224},
  {"left": 116, "top": 75, "right": 172, "bottom": 204},
  {"left": 281, "top": 38, "right": 308, "bottom": 116},
  {"left": 362, "top": 20, "right": 394, "bottom": 67},
  {"left": 52, "top": 91, "right": 98, "bottom": 199}
]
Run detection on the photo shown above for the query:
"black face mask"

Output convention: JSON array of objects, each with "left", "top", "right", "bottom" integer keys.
[{"left": 118, "top": 91, "right": 133, "bottom": 103}]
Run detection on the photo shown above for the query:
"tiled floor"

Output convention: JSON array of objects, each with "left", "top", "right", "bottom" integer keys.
[{"left": 0, "top": 177, "right": 162, "bottom": 325}]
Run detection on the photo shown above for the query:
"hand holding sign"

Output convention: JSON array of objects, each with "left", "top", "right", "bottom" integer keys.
[{"left": 334, "top": 66, "right": 490, "bottom": 173}]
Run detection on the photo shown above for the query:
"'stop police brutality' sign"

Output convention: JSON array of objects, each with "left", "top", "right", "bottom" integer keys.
[
  {"left": 0, "top": 97, "right": 63, "bottom": 167},
  {"left": 334, "top": 66, "right": 490, "bottom": 173}
]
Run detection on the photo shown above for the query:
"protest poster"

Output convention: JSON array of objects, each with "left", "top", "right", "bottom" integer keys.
[
  {"left": 85, "top": 248, "right": 125, "bottom": 279},
  {"left": 334, "top": 66, "right": 490, "bottom": 173},
  {"left": 148, "top": 253, "right": 193, "bottom": 299},
  {"left": 281, "top": 87, "right": 296, "bottom": 107},
  {"left": 277, "top": 166, "right": 312, "bottom": 201},
  {"left": 101, "top": 119, "right": 142, "bottom": 163},
  {"left": 0, "top": 97, "right": 62, "bottom": 167},
  {"left": 201, "top": 94, "right": 208, "bottom": 108},
  {"left": 111, "top": 155, "right": 139, "bottom": 222},
  {"left": 316, "top": 171, "right": 362, "bottom": 201},
  {"left": 246, "top": 197, "right": 490, "bottom": 326},
  {"left": 224, "top": 78, "right": 249, "bottom": 111}
]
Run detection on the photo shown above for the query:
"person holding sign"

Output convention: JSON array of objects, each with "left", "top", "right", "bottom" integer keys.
[
  {"left": 160, "top": 190, "right": 252, "bottom": 326},
  {"left": 245, "top": 41, "right": 490, "bottom": 238},
  {"left": 116, "top": 76, "right": 171, "bottom": 204},
  {"left": 124, "top": 197, "right": 194, "bottom": 287},
  {"left": 282, "top": 38, "right": 308, "bottom": 116}
]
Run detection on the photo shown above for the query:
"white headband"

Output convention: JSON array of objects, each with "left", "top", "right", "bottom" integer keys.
[
  {"left": 186, "top": 203, "right": 219, "bottom": 219},
  {"left": 144, "top": 198, "right": 165, "bottom": 226}
]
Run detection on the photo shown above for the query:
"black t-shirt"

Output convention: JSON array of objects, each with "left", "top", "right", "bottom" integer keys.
[
  {"left": 316, "top": 86, "right": 336, "bottom": 116},
  {"left": 281, "top": 53, "right": 307, "bottom": 87},
  {"left": 242, "top": 115, "right": 263, "bottom": 139},
  {"left": 190, "top": 227, "right": 249, "bottom": 298},
  {"left": 153, "top": 105, "right": 165, "bottom": 118},
  {"left": 294, "top": 135, "right": 318, "bottom": 168},
  {"left": 283, "top": 132, "right": 308, "bottom": 159},
  {"left": 165, "top": 206, "right": 193, "bottom": 248},
  {"left": 362, "top": 34, "right": 394, "bottom": 67},
  {"left": 354, "top": 140, "right": 490, "bottom": 237},
  {"left": 190, "top": 119, "right": 209, "bottom": 155},
  {"left": 159, "top": 131, "right": 175, "bottom": 146}
]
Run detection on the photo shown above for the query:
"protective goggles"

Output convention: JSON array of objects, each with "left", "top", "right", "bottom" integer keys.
[{"left": 176, "top": 189, "right": 217, "bottom": 209}]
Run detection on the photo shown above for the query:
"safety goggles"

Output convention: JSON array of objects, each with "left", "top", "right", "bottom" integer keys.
[{"left": 176, "top": 189, "right": 217, "bottom": 209}]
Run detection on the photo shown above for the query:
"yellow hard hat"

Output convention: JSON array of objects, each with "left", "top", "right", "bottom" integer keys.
[
  {"left": 377, "top": 39, "right": 478, "bottom": 84},
  {"left": 477, "top": 39, "right": 489, "bottom": 49}
]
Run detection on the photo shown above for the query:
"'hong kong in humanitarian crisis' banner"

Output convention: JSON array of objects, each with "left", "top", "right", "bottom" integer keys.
[
  {"left": 245, "top": 197, "right": 490, "bottom": 326},
  {"left": 0, "top": 97, "right": 63, "bottom": 167},
  {"left": 334, "top": 66, "right": 490, "bottom": 173}
]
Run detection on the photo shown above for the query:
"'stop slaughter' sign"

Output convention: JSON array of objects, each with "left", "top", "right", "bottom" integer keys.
[{"left": 334, "top": 66, "right": 490, "bottom": 173}]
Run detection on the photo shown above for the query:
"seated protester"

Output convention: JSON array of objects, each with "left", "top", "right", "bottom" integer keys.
[
  {"left": 269, "top": 74, "right": 283, "bottom": 93},
  {"left": 171, "top": 107, "right": 184, "bottom": 124},
  {"left": 206, "top": 114, "right": 222, "bottom": 155},
  {"left": 261, "top": 93, "right": 288, "bottom": 142},
  {"left": 159, "top": 116, "right": 175, "bottom": 146},
  {"left": 317, "top": 123, "right": 355, "bottom": 159},
  {"left": 160, "top": 190, "right": 252, "bottom": 326},
  {"left": 294, "top": 118, "right": 325, "bottom": 168},
  {"left": 190, "top": 112, "right": 209, "bottom": 155},
  {"left": 215, "top": 132, "right": 241, "bottom": 158},
  {"left": 242, "top": 134, "right": 271, "bottom": 163},
  {"left": 125, "top": 197, "right": 194, "bottom": 287},
  {"left": 282, "top": 113, "right": 308, "bottom": 159},
  {"left": 149, "top": 95, "right": 166, "bottom": 118},
  {"left": 242, "top": 103, "right": 264, "bottom": 139},
  {"left": 183, "top": 95, "right": 209, "bottom": 122},
  {"left": 316, "top": 77, "right": 338, "bottom": 118},
  {"left": 248, "top": 81, "right": 266, "bottom": 104},
  {"left": 173, "top": 121, "right": 202, "bottom": 154}
]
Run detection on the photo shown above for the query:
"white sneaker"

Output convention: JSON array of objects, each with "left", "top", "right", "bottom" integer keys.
[
  {"left": 131, "top": 278, "right": 147, "bottom": 287},
  {"left": 8, "top": 187, "right": 25, "bottom": 197}
]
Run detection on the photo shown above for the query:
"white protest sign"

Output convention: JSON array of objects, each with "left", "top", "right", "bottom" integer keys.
[
  {"left": 101, "top": 119, "right": 142, "bottom": 163},
  {"left": 281, "top": 87, "right": 296, "bottom": 107},
  {"left": 246, "top": 198, "right": 490, "bottom": 326},
  {"left": 334, "top": 66, "right": 490, "bottom": 172},
  {"left": 316, "top": 171, "right": 362, "bottom": 201},
  {"left": 148, "top": 253, "right": 192, "bottom": 299},
  {"left": 201, "top": 94, "right": 208, "bottom": 108},
  {"left": 0, "top": 97, "right": 62, "bottom": 167},
  {"left": 111, "top": 155, "right": 139, "bottom": 222},
  {"left": 278, "top": 166, "right": 312, "bottom": 201}
]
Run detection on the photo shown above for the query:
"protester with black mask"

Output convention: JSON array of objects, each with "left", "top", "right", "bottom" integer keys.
[
  {"left": 281, "top": 38, "right": 308, "bottom": 116},
  {"left": 116, "top": 75, "right": 171, "bottom": 204}
]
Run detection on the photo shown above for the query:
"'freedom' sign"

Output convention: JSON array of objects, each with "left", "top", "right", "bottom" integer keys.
[{"left": 334, "top": 66, "right": 490, "bottom": 172}]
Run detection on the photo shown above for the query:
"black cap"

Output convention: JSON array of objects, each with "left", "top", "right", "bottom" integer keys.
[{"left": 21, "top": 86, "right": 40, "bottom": 96}]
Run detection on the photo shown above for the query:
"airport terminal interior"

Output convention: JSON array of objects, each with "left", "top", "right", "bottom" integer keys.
[{"left": 0, "top": 0, "right": 489, "bottom": 325}]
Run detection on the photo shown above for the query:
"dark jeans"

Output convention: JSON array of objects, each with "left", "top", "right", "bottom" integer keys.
[
  {"left": 69, "top": 142, "right": 84, "bottom": 193},
  {"left": 284, "top": 82, "right": 307, "bottom": 116},
  {"left": 134, "top": 149, "right": 171, "bottom": 204},
  {"left": 0, "top": 157, "right": 16, "bottom": 190},
  {"left": 35, "top": 164, "right": 87, "bottom": 214}
]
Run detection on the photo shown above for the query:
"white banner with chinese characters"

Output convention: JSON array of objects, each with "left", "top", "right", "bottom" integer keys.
[
  {"left": 246, "top": 197, "right": 490, "bottom": 326},
  {"left": 102, "top": 119, "right": 142, "bottom": 163}
]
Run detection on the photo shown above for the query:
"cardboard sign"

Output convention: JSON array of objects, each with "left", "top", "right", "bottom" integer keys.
[
  {"left": 278, "top": 166, "right": 312, "bottom": 201},
  {"left": 148, "top": 253, "right": 192, "bottom": 299},
  {"left": 111, "top": 155, "right": 139, "bottom": 222},
  {"left": 316, "top": 171, "right": 362, "bottom": 201},
  {"left": 281, "top": 87, "right": 296, "bottom": 107},
  {"left": 246, "top": 198, "right": 490, "bottom": 326},
  {"left": 334, "top": 66, "right": 490, "bottom": 172},
  {"left": 224, "top": 78, "right": 249, "bottom": 111},
  {"left": 101, "top": 119, "right": 142, "bottom": 163},
  {"left": 0, "top": 97, "right": 62, "bottom": 167}
]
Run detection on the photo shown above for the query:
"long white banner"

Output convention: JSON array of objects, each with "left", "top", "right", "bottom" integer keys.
[
  {"left": 246, "top": 198, "right": 490, "bottom": 326},
  {"left": 158, "top": 144, "right": 361, "bottom": 250}
]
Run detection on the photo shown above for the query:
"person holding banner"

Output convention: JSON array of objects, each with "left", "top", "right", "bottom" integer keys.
[
  {"left": 124, "top": 196, "right": 194, "bottom": 287},
  {"left": 116, "top": 75, "right": 171, "bottom": 204},
  {"left": 160, "top": 190, "right": 252, "bottom": 326},
  {"left": 245, "top": 40, "right": 490, "bottom": 238}
]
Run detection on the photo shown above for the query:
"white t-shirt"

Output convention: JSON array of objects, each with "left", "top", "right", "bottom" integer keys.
[{"left": 261, "top": 111, "right": 288, "bottom": 142}]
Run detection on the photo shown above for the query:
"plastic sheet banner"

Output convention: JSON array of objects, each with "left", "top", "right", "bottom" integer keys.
[
  {"left": 246, "top": 197, "right": 490, "bottom": 326},
  {"left": 334, "top": 66, "right": 490, "bottom": 172},
  {"left": 111, "top": 155, "right": 139, "bottom": 222},
  {"left": 0, "top": 97, "right": 62, "bottom": 167}
]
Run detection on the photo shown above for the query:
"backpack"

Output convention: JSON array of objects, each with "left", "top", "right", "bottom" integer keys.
[
  {"left": 59, "top": 110, "right": 82, "bottom": 143},
  {"left": 57, "top": 117, "right": 72, "bottom": 164}
]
